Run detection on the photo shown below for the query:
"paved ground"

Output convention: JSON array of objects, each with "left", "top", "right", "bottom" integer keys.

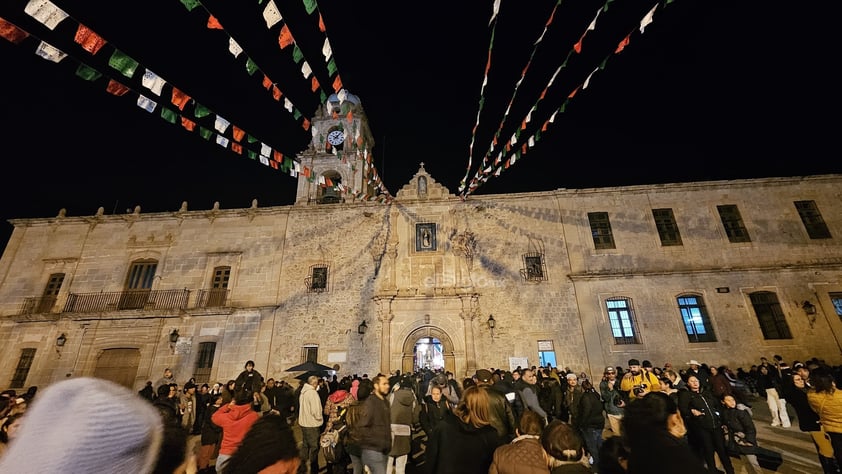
[{"left": 294, "top": 392, "right": 824, "bottom": 474}]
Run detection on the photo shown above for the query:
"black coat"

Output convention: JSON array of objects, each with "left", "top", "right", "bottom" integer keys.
[
  {"left": 575, "top": 390, "right": 605, "bottom": 430},
  {"left": 419, "top": 394, "right": 449, "bottom": 437},
  {"left": 424, "top": 414, "right": 503, "bottom": 474},
  {"left": 721, "top": 406, "right": 756, "bottom": 446}
]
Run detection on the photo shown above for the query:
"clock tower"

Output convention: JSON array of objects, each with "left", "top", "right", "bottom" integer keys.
[{"left": 294, "top": 90, "right": 375, "bottom": 205}]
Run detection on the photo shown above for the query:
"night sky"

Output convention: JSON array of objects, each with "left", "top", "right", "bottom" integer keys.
[{"left": 0, "top": 0, "right": 837, "bottom": 250}]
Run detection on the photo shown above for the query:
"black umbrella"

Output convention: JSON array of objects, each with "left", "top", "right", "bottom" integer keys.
[
  {"left": 295, "top": 371, "right": 327, "bottom": 381},
  {"left": 285, "top": 361, "right": 335, "bottom": 373}
]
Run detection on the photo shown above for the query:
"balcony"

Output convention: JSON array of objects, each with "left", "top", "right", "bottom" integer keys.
[
  {"left": 63, "top": 289, "right": 191, "bottom": 313},
  {"left": 11, "top": 287, "right": 233, "bottom": 318},
  {"left": 195, "top": 288, "right": 230, "bottom": 308}
]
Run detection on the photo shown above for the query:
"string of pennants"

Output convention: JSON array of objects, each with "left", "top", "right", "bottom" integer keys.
[
  {"left": 1, "top": 0, "right": 391, "bottom": 202},
  {"left": 178, "top": 0, "right": 343, "bottom": 129},
  {"left": 459, "top": 0, "right": 675, "bottom": 199},
  {"left": 178, "top": 0, "right": 391, "bottom": 200}
]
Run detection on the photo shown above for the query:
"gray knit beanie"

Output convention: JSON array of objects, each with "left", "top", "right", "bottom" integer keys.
[{"left": 0, "top": 377, "right": 163, "bottom": 473}]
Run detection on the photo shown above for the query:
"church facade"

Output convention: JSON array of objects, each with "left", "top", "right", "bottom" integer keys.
[{"left": 1, "top": 94, "right": 841, "bottom": 391}]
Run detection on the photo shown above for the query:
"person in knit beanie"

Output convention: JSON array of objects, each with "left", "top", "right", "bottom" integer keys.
[{"left": 0, "top": 377, "right": 163, "bottom": 473}]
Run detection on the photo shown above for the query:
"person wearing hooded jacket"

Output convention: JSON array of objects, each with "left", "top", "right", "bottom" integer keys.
[
  {"left": 211, "top": 388, "right": 260, "bottom": 472},
  {"left": 388, "top": 376, "right": 420, "bottom": 474},
  {"left": 298, "top": 375, "right": 325, "bottom": 474}
]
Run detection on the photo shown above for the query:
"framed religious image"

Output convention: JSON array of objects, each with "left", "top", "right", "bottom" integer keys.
[{"left": 415, "top": 223, "right": 437, "bottom": 252}]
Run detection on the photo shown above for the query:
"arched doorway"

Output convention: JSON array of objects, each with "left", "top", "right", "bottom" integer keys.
[{"left": 400, "top": 326, "right": 456, "bottom": 375}]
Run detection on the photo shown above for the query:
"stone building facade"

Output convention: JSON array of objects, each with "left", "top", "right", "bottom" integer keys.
[
  {"left": 1, "top": 93, "right": 841, "bottom": 391},
  {"left": 1, "top": 170, "right": 841, "bottom": 392}
]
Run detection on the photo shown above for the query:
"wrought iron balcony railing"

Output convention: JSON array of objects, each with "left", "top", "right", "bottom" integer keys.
[
  {"left": 63, "top": 289, "right": 191, "bottom": 313},
  {"left": 195, "top": 288, "right": 230, "bottom": 308},
  {"left": 19, "top": 296, "right": 58, "bottom": 315}
]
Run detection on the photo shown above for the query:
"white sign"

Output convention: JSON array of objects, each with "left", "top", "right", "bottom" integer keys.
[
  {"left": 509, "top": 357, "right": 529, "bottom": 371},
  {"left": 537, "top": 340, "right": 554, "bottom": 351},
  {"left": 327, "top": 351, "right": 347, "bottom": 363}
]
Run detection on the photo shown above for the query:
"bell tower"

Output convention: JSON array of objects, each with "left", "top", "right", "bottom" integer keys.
[{"left": 294, "top": 90, "right": 375, "bottom": 205}]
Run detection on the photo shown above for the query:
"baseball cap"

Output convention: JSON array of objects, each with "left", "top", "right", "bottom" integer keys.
[
  {"left": 604, "top": 366, "right": 616, "bottom": 373},
  {"left": 475, "top": 369, "right": 493, "bottom": 383}
]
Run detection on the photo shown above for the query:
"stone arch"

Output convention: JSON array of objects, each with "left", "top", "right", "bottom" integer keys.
[{"left": 400, "top": 326, "right": 456, "bottom": 374}]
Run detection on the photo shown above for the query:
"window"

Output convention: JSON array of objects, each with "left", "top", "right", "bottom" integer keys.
[
  {"left": 521, "top": 253, "right": 547, "bottom": 282},
  {"left": 749, "top": 291, "right": 792, "bottom": 339},
  {"left": 677, "top": 295, "right": 716, "bottom": 342},
  {"left": 206, "top": 266, "right": 230, "bottom": 306},
  {"left": 318, "top": 171, "right": 342, "bottom": 204},
  {"left": 37, "top": 273, "right": 64, "bottom": 313},
  {"left": 306, "top": 265, "right": 329, "bottom": 293},
  {"left": 588, "top": 212, "right": 615, "bottom": 249},
  {"left": 10, "top": 348, "right": 36, "bottom": 388},
  {"left": 193, "top": 342, "right": 217, "bottom": 383},
  {"left": 652, "top": 208, "right": 683, "bottom": 246},
  {"left": 606, "top": 297, "right": 640, "bottom": 344},
  {"left": 716, "top": 205, "right": 751, "bottom": 243},
  {"left": 830, "top": 292, "right": 842, "bottom": 323},
  {"left": 795, "top": 200, "right": 832, "bottom": 239},
  {"left": 537, "top": 340, "right": 556, "bottom": 367},
  {"left": 303, "top": 345, "right": 318, "bottom": 363},
  {"left": 119, "top": 259, "right": 157, "bottom": 309}
]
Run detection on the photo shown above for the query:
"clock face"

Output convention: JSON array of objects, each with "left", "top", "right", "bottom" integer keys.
[{"left": 327, "top": 130, "right": 345, "bottom": 146}]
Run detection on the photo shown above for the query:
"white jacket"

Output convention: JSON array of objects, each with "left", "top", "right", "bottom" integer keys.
[{"left": 298, "top": 383, "right": 324, "bottom": 428}]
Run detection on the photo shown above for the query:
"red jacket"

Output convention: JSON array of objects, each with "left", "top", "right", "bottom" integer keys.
[{"left": 211, "top": 402, "right": 259, "bottom": 455}]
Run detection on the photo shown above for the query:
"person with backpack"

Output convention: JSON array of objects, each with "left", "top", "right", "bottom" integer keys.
[
  {"left": 323, "top": 378, "right": 355, "bottom": 474},
  {"left": 475, "top": 369, "right": 516, "bottom": 442},
  {"left": 388, "top": 375, "right": 420, "bottom": 474},
  {"left": 537, "top": 369, "right": 563, "bottom": 422}
]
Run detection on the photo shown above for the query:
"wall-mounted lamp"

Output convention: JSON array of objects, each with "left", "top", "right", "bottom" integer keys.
[
  {"left": 358, "top": 320, "right": 368, "bottom": 335},
  {"left": 169, "top": 328, "right": 179, "bottom": 353},
  {"left": 487, "top": 314, "right": 496, "bottom": 338},
  {"left": 56, "top": 333, "right": 67, "bottom": 358},
  {"left": 802, "top": 301, "right": 818, "bottom": 328}
]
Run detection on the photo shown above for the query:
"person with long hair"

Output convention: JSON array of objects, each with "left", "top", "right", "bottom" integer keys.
[
  {"left": 679, "top": 374, "right": 734, "bottom": 474},
  {"left": 221, "top": 414, "right": 300, "bottom": 474},
  {"left": 808, "top": 366, "right": 842, "bottom": 469},
  {"left": 622, "top": 391, "right": 706, "bottom": 473},
  {"left": 424, "top": 385, "right": 503, "bottom": 474}
]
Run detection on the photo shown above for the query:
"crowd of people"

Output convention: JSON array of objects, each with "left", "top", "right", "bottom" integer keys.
[{"left": 1, "top": 354, "right": 841, "bottom": 473}]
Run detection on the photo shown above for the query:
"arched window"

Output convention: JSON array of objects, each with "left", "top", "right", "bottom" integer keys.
[
  {"left": 318, "top": 171, "right": 342, "bottom": 204},
  {"left": 677, "top": 294, "right": 717, "bottom": 342},
  {"left": 606, "top": 297, "right": 640, "bottom": 344}
]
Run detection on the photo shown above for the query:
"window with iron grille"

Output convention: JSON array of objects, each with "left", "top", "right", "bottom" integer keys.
[
  {"left": 749, "top": 291, "right": 792, "bottom": 339},
  {"left": 794, "top": 200, "right": 832, "bottom": 239},
  {"left": 10, "top": 348, "right": 36, "bottom": 388},
  {"left": 193, "top": 342, "right": 216, "bottom": 384},
  {"left": 303, "top": 345, "right": 318, "bottom": 363},
  {"left": 37, "top": 273, "right": 64, "bottom": 313},
  {"left": 588, "top": 212, "right": 615, "bottom": 250},
  {"left": 677, "top": 294, "right": 716, "bottom": 342},
  {"left": 307, "top": 265, "right": 329, "bottom": 293},
  {"left": 716, "top": 205, "right": 751, "bottom": 243},
  {"left": 652, "top": 208, "right": 683, "bottom": 246},
  {"left": 521, "top": 253, "right": 547, "bottom": 282},
  {"left": 606, "top": 297, "right": 640, "bottom": 344}
]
